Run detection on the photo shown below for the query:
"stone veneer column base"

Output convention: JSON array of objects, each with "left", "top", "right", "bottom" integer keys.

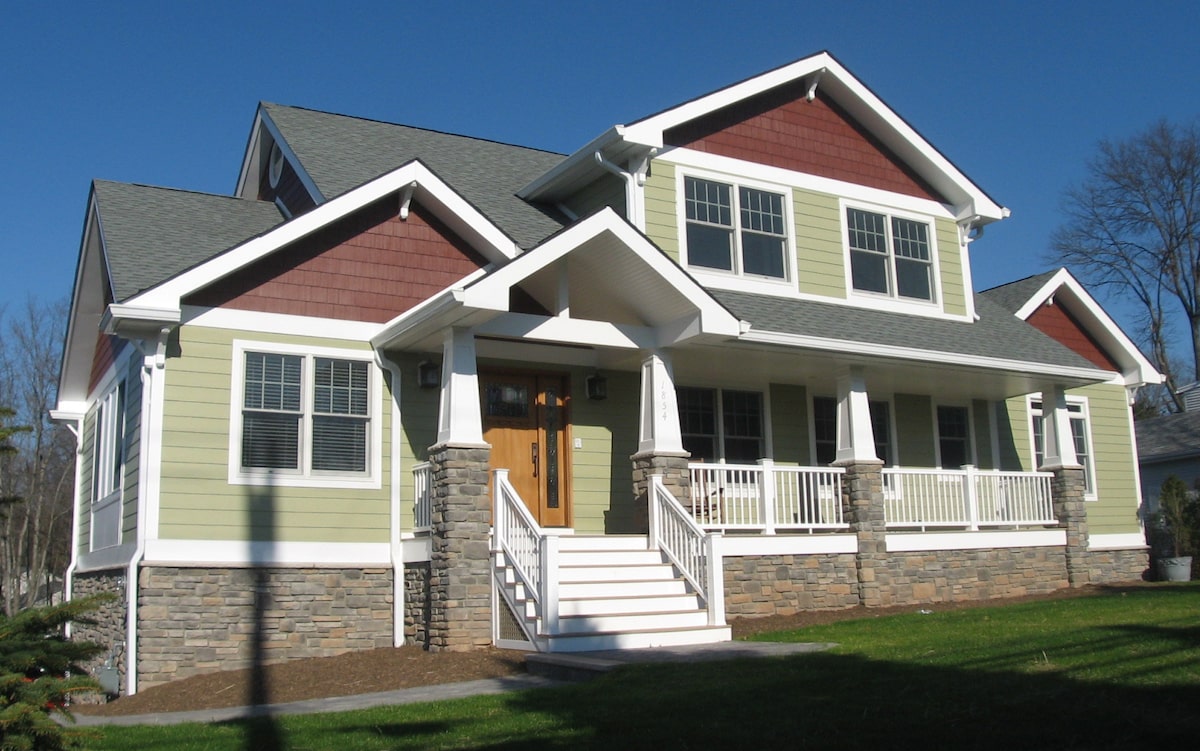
[
  {"left": 427, "top": 442, "right": 493, "bottom": 652},
  {"left": 631, "top": 450, "right": 691, "bottom": 533},
  {"left": 836, "top": 459, "right": 887, "bottom": 608},
  {"left": 1050, "top": 466, "right": 1091, "bottom": 588}
]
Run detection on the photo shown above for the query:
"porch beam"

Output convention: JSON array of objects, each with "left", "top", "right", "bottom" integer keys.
[
  {"left": 638, "top": 351, "right": 685, "bottom": 454},
  {"left": 835, "top": 366, "right": 879, "bottom": 463},
  {"left": 435, "top": 328, "right": 485, "bottom": 446},
  {"left": 473, "top": 312, "right": 655, "bottom": 350}
]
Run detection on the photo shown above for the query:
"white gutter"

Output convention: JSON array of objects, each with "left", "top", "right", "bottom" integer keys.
[{"left": 592, "top": 149, "right": 656, "bottom": 232}]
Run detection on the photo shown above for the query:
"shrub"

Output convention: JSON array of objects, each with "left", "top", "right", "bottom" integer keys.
[
  {"left": 0, "top": 596, "right": 108, "bottom": 751},
  {"left": 1156, "top": 475, "right": 1200, "bottom": 558}
]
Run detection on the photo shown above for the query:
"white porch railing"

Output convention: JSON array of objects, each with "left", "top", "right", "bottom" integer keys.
[
  {"left": 688, "top": 460, "right": 847, "bottom": 533},
  {"left": 492, "top": 468, "right": 558, "bottom": 641},
  {"left": 412, "top": 462, "right": 432, "bottom": 532},
  {"left": 648, "top": 475, "right": 724, "bottom": 626},
  {"left": 883, "top": 466, "right": 1056, "bottom": 531}
]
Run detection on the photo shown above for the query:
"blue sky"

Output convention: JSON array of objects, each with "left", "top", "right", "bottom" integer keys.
[{"left": 2, "top": 0, "right": 1197, "bottom": 349}]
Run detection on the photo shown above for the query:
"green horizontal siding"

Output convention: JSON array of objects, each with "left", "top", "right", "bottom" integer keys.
[
  {"left": 936, "top": 219, "right": 966, "bottom": 316},
  {"left": 1075, "top": 383, "right": 1140, "bottom": 535},
  {"left": 121, "top": 355, "right": 142, "bottom": 541},
  {"left": 794, "top": 188, "right": 846, "bottom": 298},
  {"left": 769, "top": 383, "right": 809, "bottom": 464},
  {"left": 563, "top": 174, "right": 625, "bottom": 220},
  {"left": 895, "top": 394, "right": 936, "bottom": 467},
  {"left": 157, "top": 325, "right": 391, "bottom": 544},
  {"left": 568, "top": 368, "right": 640, "bottom": 534},
  {"left": 643, "top": 161, "right": 678, "bottom": 261}
]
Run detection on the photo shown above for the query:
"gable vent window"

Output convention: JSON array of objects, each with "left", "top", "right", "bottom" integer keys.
[
  {"left": 233, "top": 343, "right": 378, "bottom": 487},
  {"left": 684, "top": 176, "right": 788, "bottom": 280},
  {"left": 847, "top": 207, "right": 934, "bottom": 301}
]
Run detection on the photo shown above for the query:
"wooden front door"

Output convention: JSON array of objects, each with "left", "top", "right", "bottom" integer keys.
[{"left": 481, "top": 372, "right": 570, "bottom": 527}]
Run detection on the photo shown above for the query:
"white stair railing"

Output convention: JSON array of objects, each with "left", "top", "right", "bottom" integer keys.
[
  {"left": 648, "top": 474, "right": 725, "bottom": 627},
  {"left": 492, "top": 469, "right": 556, "bottom": 643}
]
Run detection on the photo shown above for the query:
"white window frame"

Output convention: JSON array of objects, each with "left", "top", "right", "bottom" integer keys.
[
  {"left": 1028, "top": 395, "right": 1097, "bottom": 501},
  {"left": 677, "top": 385, "right": 768, "bottom": 464},
  {"left": 933, "top": 403, "right": 976, "bottom": 469},
  {"left": 89, "top": 377, "right": 126, "bottom": 551},
  {"left": 229, "top": 340, "right": 382, "bottom": 489},
  {"left": 676, "top": 168, "right": 797, "bottom": 292},
  {"left": 841, "top": 199, "right": 942, "bottom": 312}
]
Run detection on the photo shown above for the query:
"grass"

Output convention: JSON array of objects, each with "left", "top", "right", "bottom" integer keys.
[{"left": 89, "top": 584, "right": 1200, "bottom": 750}]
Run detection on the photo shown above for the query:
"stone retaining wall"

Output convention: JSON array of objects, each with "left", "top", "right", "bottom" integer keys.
[
  {"left": 71, "top": 570, "right": 127, "bottom": 696},
  {"left": 136, "top": 566, "right": 393, "bottom": 690}
]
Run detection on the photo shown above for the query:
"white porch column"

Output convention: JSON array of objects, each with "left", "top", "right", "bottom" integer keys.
[
  {"left": 835, "top": 366, "right": 878, "bottom": 463},
  {"left": 435, "top": 328, "right": 484, "bottom": 446},
  {"left": 637, "top": 351, "right": 684, "bottom": 454},
  {"left": 1038, "top": 383, "right": 1080, "bottom": 470}
]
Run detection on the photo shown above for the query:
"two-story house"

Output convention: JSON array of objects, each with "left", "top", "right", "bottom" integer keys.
[{"left": 55, "top": 51, "right": 1159, "bottom": 696}]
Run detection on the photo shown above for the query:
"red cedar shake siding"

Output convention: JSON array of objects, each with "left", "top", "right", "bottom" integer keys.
[
  {"left": 1027, "top": 302, "right": 1121, "bottom": 371},
  {"left": 186, "top": 198, "right": 488, "bottom": 323},
  {"left": 665, "top": 85, "right": 945, "bottom": 202},
  {"left": 88, "top": 334, "right": 123, "bottom": 394}
]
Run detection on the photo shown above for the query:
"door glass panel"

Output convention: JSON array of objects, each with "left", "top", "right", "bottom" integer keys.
[
  {"left": 545, "top": 386, "right": 560, "bottom": 509},
  {"left": 485, "top": 383, "right": 530, "bottom": 418}
]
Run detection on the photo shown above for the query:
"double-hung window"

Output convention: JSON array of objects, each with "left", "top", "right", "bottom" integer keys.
[
  {"left": 1030, "top": 398, "right": 1095, "bottom": 497},
  {"left": 678, "top": 387, "right": 764, "bottom": 463},
  {"left": 90, "top": 380, "right": 126, "bottom": 550},
  {"left": 935, "top": 405, "right": 972, "bottom": 468},
  {"left": 684, "top": 176, "right": 789, "bottom": 280},
  {"left": 234, "top": 343, "right": 379, "bottom": 487},
  {"left": 846, "top": 206, "right": 935, "bottom": 301}
]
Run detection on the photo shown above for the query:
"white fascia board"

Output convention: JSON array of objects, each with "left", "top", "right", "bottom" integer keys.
[
  {"left": 233, "top": 108, "right": 267, "bottom": 200},
  {"left": 624, "top": 52, "right": 1005, "bottom": 224},
  {"left": 127, "top": 162, "right": 519, "bottom": 311},
  {"left": 887, "top": 529, "right": 1066, "bottom": 552},
  {"left": 143, "top": 539, "right": 392, "bottom": 567},
  {"left": 50, "top": 407, "right": 86, "bottom": 423},
  {"left": 739, "top": 328, "right": 1113, "bottom": 385},
  {"left": 1013, "top": 268, "right": 1163, "bottom": 387},
  {"left": 518, "top": 126, "right": 625, "bottom": 200},
  {"left": 1087, "top": 533, "right": 1148, "bottom": 550},
  {"left": 460, "top": 209, "right": 741, "bottom": 338},
  {"left": 59, "top": 198, "right": 107, "bottom": 407},
  {"left": 101, "top": 304, "right": 182, "bottom": 337}
]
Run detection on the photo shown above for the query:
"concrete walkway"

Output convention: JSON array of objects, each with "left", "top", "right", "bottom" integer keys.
[{"left": 70, "top": 641, "right": 832, "bottom": 727}]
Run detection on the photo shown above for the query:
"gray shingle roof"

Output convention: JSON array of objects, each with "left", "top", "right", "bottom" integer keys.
[
  {"left": 1136, "top": 411, "right": 1200, "bottom": 462},
  {"left": 94, "top": 181, "right": 283, "bottom": 302},
  {"left": 980, "top": 271, "right": 1057, "bottom": 314},
  {"left": 710, "top": 288, "right": 1104, "bottom": 371},
  {"left": 262, "top": 103, "right": 568, "bottom": 250}
]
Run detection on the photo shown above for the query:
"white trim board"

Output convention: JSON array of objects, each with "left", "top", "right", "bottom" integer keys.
[
  {"left": 1087, "top": 533, "right": 1148, "bottom": 550},
  {"left": 718, "top": 534, "right": 857, "bottom": 557},
  {"left": 886, "top": 529, "right": 1067, "bottom": 552}
]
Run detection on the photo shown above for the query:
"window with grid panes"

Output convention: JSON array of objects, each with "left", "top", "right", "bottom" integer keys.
[
  {"left": 684, "top": 176, "right": 788, "bottom": 279},
  {"left": 677, "top": 387, "right": 764, "bottom": 462},
  {"left": 846, "top": 207, "right": 934, "bottom": 301},
  {"left": 240, "top": 351, "right": 370, "bottom": 476},
  {"left": 1030, "top": 399, "right": 1094, "bottom": 495},
  {"left": 936, "top": 405, "right": 970, "bottom": 468}
]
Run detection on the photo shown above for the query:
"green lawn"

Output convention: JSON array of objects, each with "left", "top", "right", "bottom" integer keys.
[{"left": 88, "top": 584, "right": 1200, "bottom": 750}]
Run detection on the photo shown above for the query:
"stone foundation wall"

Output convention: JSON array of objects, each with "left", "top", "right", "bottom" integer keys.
[
  {"left": 137, "top": 566, "right": 393, "bottom": 690},
  {"left": 1083, "top": 548, "right": 1150, "bottom": 583},
  {"left": 404, "top": 562, "right": 431, "bottom": 647},
  {"left": 71, "top": 570, "right": 128, "bottom": 696},
  {"left": 873, "top": 547, "right": 1068, "bottom": 606},
  {"left": 723, "top": 554, "right": 859, "bottom": 617}
]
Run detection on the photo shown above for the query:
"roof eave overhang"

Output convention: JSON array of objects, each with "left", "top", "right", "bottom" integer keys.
[
  {"left": 100, "top": 303, "right": 183, "bottom": 341},
  {"left": 1014, "top": 268, "right": 1164, "bottom": 388},
  {"left": 738, "top": 328, "right": 1113, "bottom": 393},
  {"left": 57, "top": 192, "right": 107, "bottom": 409}
]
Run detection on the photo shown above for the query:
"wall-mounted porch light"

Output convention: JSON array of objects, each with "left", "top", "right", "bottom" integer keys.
[
  {"left": 586, "top": 372, "right": 608, "bottom": 401},
  {"left": 417, "top": 360, "right": 441, "bottom": 389}
]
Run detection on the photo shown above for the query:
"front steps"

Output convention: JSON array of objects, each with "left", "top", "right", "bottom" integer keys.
[{"left": 495, "top": 534, "right": 731, "bottom": 652}]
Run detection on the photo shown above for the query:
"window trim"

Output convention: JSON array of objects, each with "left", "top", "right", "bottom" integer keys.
[
  {"left": 229, "top": 340, "right": 383, "bottom": 489},
  {"left": 676, "top": 168, "right": 797, "bottom": 290},
  {"left": 1028, "top": 395, "right": 1097, "bottom": 501},
  {"left": 89, "top": 378, "right": 126, "bottom": 551},
  {"left": 933, "top": 403, "right": 976, "bottom": 469},
  {"left": 677, "top": 385, "right": 768, "bottom": 464},
  {"left": 841, "top": 199, "right": 943, "bottom": 311}
]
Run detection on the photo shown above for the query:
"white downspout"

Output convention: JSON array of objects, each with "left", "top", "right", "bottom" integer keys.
[
  {"left": 593, "top": 149, "right": 656, "bottom": 232},
  {"left": 378, "top": 354, "right": 405, "bottom": 647},
  {"left": 61, "top": 418, "right": 83, "bottom": 638},
  {"left": 125, "top": 326, "right": 170, "bottom": 696}
]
